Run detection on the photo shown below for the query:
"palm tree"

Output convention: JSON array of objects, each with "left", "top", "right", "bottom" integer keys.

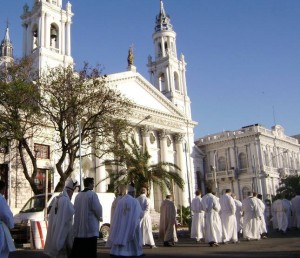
[{"left": 106, "top": 137, "right": 184, "bottom": 197}]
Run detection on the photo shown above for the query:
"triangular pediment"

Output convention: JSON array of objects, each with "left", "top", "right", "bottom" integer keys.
[{"left": 107, "top": 71, "right": 184, "bottom": 118}]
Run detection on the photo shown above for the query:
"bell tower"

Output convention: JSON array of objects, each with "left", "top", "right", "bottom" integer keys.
[
  {"left": 0, "top": 25, "right": 14, "bottom": 67},
  {"left": 21, "top": 0, "right": 73, "bottom": 71},
  {"left": 147, "top": 0, "right": 192, "bottom": 119}
]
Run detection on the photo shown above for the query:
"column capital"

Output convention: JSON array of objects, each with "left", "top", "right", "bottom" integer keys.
[
  {"left": 158, "top": 129, "right": 167, "bottom": 140},
  {"left": 174, "top": 133, "right": 184, "bottom": 143},
  {"left": 140, "top": 125, "right": 151, "bottom": 137}
]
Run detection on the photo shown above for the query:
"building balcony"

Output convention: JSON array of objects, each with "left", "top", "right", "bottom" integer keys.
[
  {"left": 206, "top": 169, "right": 235, "bottom": 181},
  {"left": 278, "top": 168, "right": 299, "bottom": 177}
]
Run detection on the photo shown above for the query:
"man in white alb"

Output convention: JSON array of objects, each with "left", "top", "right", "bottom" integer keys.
[
  {"left": 219, "top": 189, "right": 238, "bottom": 244},
  {"left": 242, "top": 192, "right": 261, "bottom": 241},
  {"left": 109, "top": 184, "right": 144, "bottom": 257},
  {"left": 232, "top": 193, "right": 243, "bottom": 236},
  {"left": 136, "top": 187, "right": 157, "bottom": 248},
  {"left": 190, "top": 190, "right": 205, "bottom": 243},
  {"left": 44, "top": 177, "right": 78, "bottom": 258},
  {"left": 201, "top": 187, "right": 222, "bottom": 247}
]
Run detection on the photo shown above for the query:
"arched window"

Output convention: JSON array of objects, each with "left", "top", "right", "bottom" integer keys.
[
  {"left": 158, "top": 73, "right": 166, "bottom": 92},
  {"left": 238, "top": 153, "right": 247, "bottom": 169},
  {"left": 242, "top": 187, "right": 251, "bottom": 200},
  {"left": 174, "top": 72, "right": 180, "bottom": 91},
  {"left": 164, "top": 41, "right": 168, "bottom": 55},
  {"left": 32, "top": 25, "right": 38, "bottom": 49},
  {"left": 50, "top": 24, "right": 59, "bottom": 49},
  {"left": 158, "top": 43, "right": 162, "bottom": 57},
  {"left": 218, "top": 156, "right": 226, "bottom": 171}
]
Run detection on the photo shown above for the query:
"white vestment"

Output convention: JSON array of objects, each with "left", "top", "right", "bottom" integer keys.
[
  {"left": 105, "top": 195, "right": 122, "bottom": 248},
  {"left": 241, "top": 196, "right": 261, "bottom": 240},
  {"left": 110, "top": 194, "right": 143, "bottom": 257},
  {"left": 234, "top": 199, "right": 243, "bottom": 233},
  {"left": 256, "top": 198, "right": 267, "bottom": 234},
  {"left": 291, "top": 195, "right": 300, "bottom": 228},
  {"left": 159, "top": 199, "right": 178, "bottom": 243},
  {"left": 272, "top": 199, "right": 288, "bottom": 232},
  {"left": 201, "top": 193, "right": 222, "bottom": 244},
  {"left": 190, "top": 196, "right": 205, "bottom": 241},
  {"left": 73, "top": 190, "right": 103, "bottom": 238},
  {"left": 44, "top": 190, "right": 75, "bottom": 258},
  {"left": 282, "top": 199, "right": 292, "bottom": 228},
  {"left": 0, "top": 194, "right": 16, "bottom": 258},
  {"left": 136, "top": 194, "right": 155, "bottom": 246},
  {"left": 219, "top": 193, "right": 237, "bottom": 242}
]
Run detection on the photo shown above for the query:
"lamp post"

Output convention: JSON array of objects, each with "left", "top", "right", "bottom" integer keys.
[
  {"left": 212, "top": 150, "right": 218, "bottom": 196},
  {"left": 184, "top": 142, "right": 192, "bottom": 219},
  {"left": 134, "top": 115, "right": 151, "bottom": 128},
  {"left": 78, "top": 121, "right": 82, "bottom": 191}
]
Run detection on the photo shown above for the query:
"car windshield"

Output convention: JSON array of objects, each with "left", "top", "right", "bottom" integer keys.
[{"left": 20, "top": 194, "right": 52, "bottom": 213}]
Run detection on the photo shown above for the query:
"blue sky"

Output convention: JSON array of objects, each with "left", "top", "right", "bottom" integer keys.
[{"left": 1, "top": 0, "right": 299, "bottom": 139}]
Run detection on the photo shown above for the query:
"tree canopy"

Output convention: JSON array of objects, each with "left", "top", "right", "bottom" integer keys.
[
  {"left": 276, "top": 175, "right": 300, "bottom": 200},
  {"left": 0, "top": 58, "right": 133, "bottom": 193}
]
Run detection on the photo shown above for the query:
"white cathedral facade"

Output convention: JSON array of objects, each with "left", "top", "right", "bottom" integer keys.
[{"left": 0, "top": 0, "right": 205, "bottom": 213}]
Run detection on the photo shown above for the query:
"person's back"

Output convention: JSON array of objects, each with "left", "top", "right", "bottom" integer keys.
[
  {"left": 110, "top": 187, "right": 144, "bottom": 257},
  {"left": 70, "top": 177, "right": 102, "bottom": 258},
  {"left": 256, "top": 194, "right": 268, "bottom": 238},
  {"left": 282, "top": 198, "right": 292, "bottom": 229},
  {"left": 190, "top": 190, "right": 205, "bottom": 242},
  {"left": 0, "top": 180, "right": 16, "bottom": 258},
  {"left": 159, "top": 195, "right": 178, "bottom": 247},
  {"left": 44, "top": 178, "right": 77, "bottom": 258},
  {"left": 242, "top": 192, "right": 260, "bottom": 240},
  {"left": 232, "top": 193, "right": 243, "bottom": 235},
  {"left": 219, "top": 189, "right": 237, "bottom": 244},
  {"left": 291, "top": 195, "right": 300, "bottom": 228},
  {"left": 136, "top": 188, "right": 156, "bottom": 248},
  {"left": 274, "top": 198, "right": 288, "bottom": 233},
  {"left": 73, "top": 190, "right": 102, "bottom": 237},
  {"left": 201, "top": 190, "right": 222, "bottom": 247}
]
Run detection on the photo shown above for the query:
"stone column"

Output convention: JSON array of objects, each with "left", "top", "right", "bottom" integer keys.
[
  {"left": 22, "top": 23, "right": 28, "bottom": 57},
  {"left": 38, "top": 14, "right": 43, "bottom": 47},
  {"left": 44, "top": 13, "right": 49, "bottom": 48},
  {"left": 141, "top": 126, "right": 154, "bottom": 208},
  {"left": 158, "top": 130, "right": 168, "bottom": 162},
  {"left": 174, "top": 133, "right": 188, "bottom": 207},
  {"left": 95, "top": 157, "right": 106, "bottom": 193}
]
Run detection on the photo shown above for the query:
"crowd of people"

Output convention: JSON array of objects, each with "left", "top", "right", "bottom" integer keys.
[
  {"left": 1, "top": 176, "right": 300, "bottom": 258},
  {"left": 189, "top": 188, "right": 300, "bottom": 247}
]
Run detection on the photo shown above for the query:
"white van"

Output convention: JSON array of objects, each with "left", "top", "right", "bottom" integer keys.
[{"left": 11, "top": 192, "right": 115, "bottom": 243}]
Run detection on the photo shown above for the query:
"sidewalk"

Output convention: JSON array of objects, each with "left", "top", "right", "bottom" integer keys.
[{"left": 10, "top": 228, "right": 300, "bottom": 258}]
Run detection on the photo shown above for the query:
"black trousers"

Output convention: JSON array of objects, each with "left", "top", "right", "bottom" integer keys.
[{"left": 69, "top": 236, "right": 98, "bottom": 258}]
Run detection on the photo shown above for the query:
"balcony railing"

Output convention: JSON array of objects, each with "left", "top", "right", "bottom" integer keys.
[{"left": 206, "top": 169, "right": 235, "bottom": 180}]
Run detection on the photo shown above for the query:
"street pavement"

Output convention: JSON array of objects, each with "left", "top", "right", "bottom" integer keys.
[{"left": 9, "top": 228, "right": 300, "bottom": 258}]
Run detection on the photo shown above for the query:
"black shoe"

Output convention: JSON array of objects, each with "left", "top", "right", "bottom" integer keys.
[{"left": 163, "top": 241, "right": 172, "bottom": 247}]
